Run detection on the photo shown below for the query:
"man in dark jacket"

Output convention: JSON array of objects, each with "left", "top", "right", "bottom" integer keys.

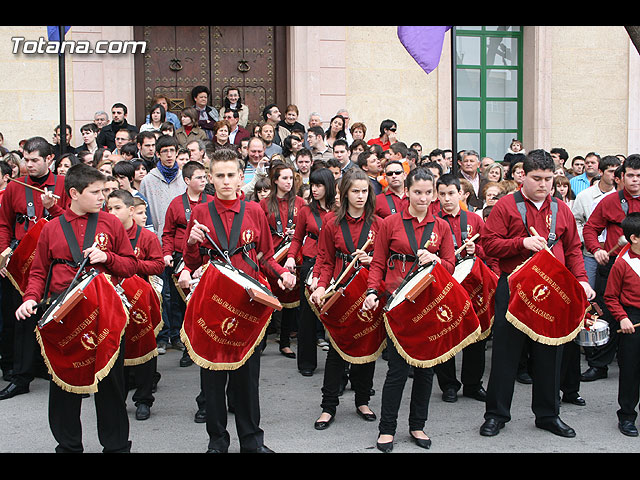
[{"left": 97, "top": 103, "right": 139, "bottom": 151}]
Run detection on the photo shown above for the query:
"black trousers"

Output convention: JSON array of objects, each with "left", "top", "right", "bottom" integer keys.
[
  {"left": 560, "top": 339, "right": 581, "bottom": 398},
  {"left": 585, "top": 257, "right": 619, "bottom": 369},
  {"left": 434, "top": 337, "right": 486, "bottom": 394},
  {"left": 617, "top": 306, "right": 640, "bottom": 423},
  {"left": 297, "top": 256, "right": 318, "bottom": 372},
  {"left": 124, "top": 356, "right": 157, "bottom": 407},
  {"left": 48, "top": 337, "right": 130, "bottom": 453},
  {"left": 2, "top": 282, "right": 45, "bottom": 387},
  {"left": 0, "top": 277, "right": 20, "bottom": 376},
  {"left": 379, "top": 337, "right": 433, "bottom": 436},
  {"left": 484, "top": 274, "right": 562, "bottom": 423},
  {"left": 200, "top": 345, "right": 264, "bottom": 451},
  {"left": 320, "top": 343, "right": 375, "bottom": 416}
]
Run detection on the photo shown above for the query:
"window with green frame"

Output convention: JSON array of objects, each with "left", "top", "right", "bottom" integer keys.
[{"left": 454, "top": 26, "right": 523, "bottom": 162}]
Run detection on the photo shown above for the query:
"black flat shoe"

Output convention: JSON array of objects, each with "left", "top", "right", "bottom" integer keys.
[
  {"left": 581, "top": 367, "right": 607, "bottom": 382},
  {"left": 535, "top": 417, "right": 576, "bottom": 438},
  {"left": 562, "top": 394, "right": 586, "bottom": 406},
  {"left": 376, "top": 437, "right": 393, "bottom": 453},
  {"left": 280, "top": 348, "right": 296, "bottom": 359},
  {"left": 619, "top": 420, "right": 639, "bottom": 437},
  {"left": 135, "top": 404, "right": 151, "bottom": 421},
  {"left": 0, "top": 383, "right": 29, "bottom": 401},
  {"left": 479, "top": 418, "right": 505, "bottom": 436},
  {"left": 240, "top": 445, "right": 275, "bottom": 453},
  {"left": 410, "top": 431, "right": 432, "bottom": 449},
  {"left": 356, "top": 407, "right": 377, "bottom": 422},
  {"left": 194, "top": 407, "right": 206, "bottom": 423},
  {"left": 463, "top": 387, "right": 487, "bottom": 402},
  {"left": 442, "top": 388, "right": 458, "bottom": 403},
  {"left": 314, "top": 414, "right": 334, "bottom": 430},
  {"left": 299, "top": 369, "right": 314, "bottom": 377}
]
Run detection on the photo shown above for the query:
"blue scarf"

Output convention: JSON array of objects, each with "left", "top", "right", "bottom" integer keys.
[{"left": 156, "top": 161, "right": 179, "bottom": 184}]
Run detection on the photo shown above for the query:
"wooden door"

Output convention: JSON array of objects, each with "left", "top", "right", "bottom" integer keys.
[{"left": 134, "top": 26, "right": 287, "bottom": 129}]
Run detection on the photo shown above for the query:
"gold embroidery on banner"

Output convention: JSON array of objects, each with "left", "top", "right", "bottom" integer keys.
[
  {"left": 515, "top": 282, "right": 556, "bottom": 322},
  {"left": 58, "top": 309, "right": 98, "bottom": 347},
  {"left": 411, "top": 281, "right": 454, "bottom": 324},
  {"left": 427, "top": 300, "right": 472, "bottom": 342},
  {"left": 210, "top": 293, "right": 261, "bottom": 324},
  {"left": 339, "top": 291, "right": 367, "bottom": 324},
  {"left": 531, "top": 265, "right": 571, "bottom": 304},
  {"left": 196, "top": 318, "right": 247, "bottom": 347}
]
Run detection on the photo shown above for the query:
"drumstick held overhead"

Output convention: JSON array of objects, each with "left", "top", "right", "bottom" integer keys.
[{"left": 9, "top": 178, "right": 61, "bottom": 199}]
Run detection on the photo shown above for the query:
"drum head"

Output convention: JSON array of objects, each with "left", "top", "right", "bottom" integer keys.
[
  {"left": 211, "top": 261, "right": 273, "bottom": 297},
  {"left": 387, "top": 263, "right": 435, "bottom": 311},
  {"left": 40, "top": 271, "right": 98, "bottom": 328},
  {"left": 453, "top": 257, "right": 475, "bottom": 284}
]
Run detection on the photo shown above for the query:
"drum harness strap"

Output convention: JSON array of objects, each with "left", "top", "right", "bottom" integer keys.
[
  {"left": 614, "top": 189, "right": 629, "bottom": 226},
  {"left": 335, "top": 217, "right": 372, "bottom": 285},
  {"left": 15, "top": 174, "right": 58, "bottom": 233},
  {"left": 202, "top": 200, "right": 258, "bottom": 272},
  {"left": 41, "top": 212, "right": 99, "bottom": 304},
  {"left": 178, "top": 192, "right": 208, "bottom": 229},
  {"left": 130, "top": 224, "right": 142, "bottom": 251},
  {"left": 438, "top": 209, "right": 468, "bottom": 262},
  {"left": 387, "top": 218, "right": 435, "bottom": 274},
  {"left": 306, "top": 209, "right": 322, "bottom": 241},
  {"left": 386, "top": 194, "right": 398, "bottom": 215},
  {"left": 513, "top": 190, "right": 560, "bottom": 250}
]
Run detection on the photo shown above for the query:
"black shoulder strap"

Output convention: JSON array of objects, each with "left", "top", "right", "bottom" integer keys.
[
  {"left": 339, "top": 217, "right": 372, "bottom": 254},
  {"left": 386, "top": 194, "right": 397, "bottom": 215},
  {"left": 58, "top": 212, "right": 99, "bottom": 265},
  {"left": 208, "top": 199, "right": 245, "bottom": 253},
  {"left": 23, "top": 174, "right": 57, "bottom": 231},
  {"left": 513, "top": 190, "right": 559, "bottom": 248},
  {"left": 403, "top": 217, "right": 435, "bottom": 255},
  {"left": 182, "top": 192, "right": 208, "bottom": 223},
  {"left": 130, "top": 224, "right": 142, "bottom": 251},
  {"left": 619, "top": 189, "right": 629, "bottom": 216}
]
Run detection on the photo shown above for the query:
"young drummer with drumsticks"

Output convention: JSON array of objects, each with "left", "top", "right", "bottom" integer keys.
[
  {"left": 433, "top": 173, "right": 489, "bottom": 403},
  {"left": 0, "top": 137, "right": 68, "bottom": 400},
  {"left": 362, "top": 166, "right": 455, "bottom": 452},
  {"left": 479, "top": 149, "right": 595, "bottom": 439},
  {"left": 183, "top": 147, "right": 296, "bottom": 453},
  {"left": 15, "top": 163, "right": 138, "bottom": 453},
  {"left": 310, "top": 167, "right": 382, "bottom": 431},
  {"left": 604, "top": 212, "right": 640, "bottom": 436},
  {"left": 284, "top": 167, "right": 337, "bottom": 377}
]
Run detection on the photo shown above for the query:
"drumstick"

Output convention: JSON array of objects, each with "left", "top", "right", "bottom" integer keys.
[
  {"left": 322, "top": 237, "right": 374, "bottom": 299},
  {"left": 9, "top": 178, "right": 61, "bottom": 199},
  {"left": 454, "top": 233, "right": 480, "bottom": 257},
  {"left": 608, "top": 236, "right": 628, "bottom": 256},
  {"left": 617, "top": 323, "right": 640, "bottom": 333},
  {"left": 529, "top": 227, "right": 554, "bottom": 254}
]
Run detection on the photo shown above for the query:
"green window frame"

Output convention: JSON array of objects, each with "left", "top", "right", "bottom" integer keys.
[{"left": 454, "top": 26, "right": 523, "bottom": 161}]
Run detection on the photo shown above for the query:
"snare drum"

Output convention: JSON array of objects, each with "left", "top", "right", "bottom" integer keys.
[
  {"left": 317, "top": 267, "right": 386, "bottom": 363},
  {"left": 575, "top": 319, "right": 610, "bottom": 347},
  {"left": 35, "top": 271, "right": 129, "bottom": 394},
  {"left": 181, "top": 260, "right": 282, "bottom": 370},
  {"left": 384, "top": 261, "right": 481, "bottom": 368},
  {"left": 273, "top": 239, "right": 291, "bottom": 264},
  {"left": 453, "top": 256, "right": 497, "bottom": 339}
]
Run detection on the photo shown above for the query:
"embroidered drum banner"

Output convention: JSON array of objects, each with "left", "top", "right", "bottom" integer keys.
[
  {"left": 6, "top": 218, "right": 48, "bottom": 295},
  {"left": 384, "top": 262, "right": 481, "bottom": 368},
  {"left": 317, "top": 268, "right": 387, "bottom": 364},
  {"left": 453, "top": 257, "right": 498, "bottom": 340},
  {"left": 181, "top": 261, "right": 280, "bottom": 370},
  {"left": 506, "top": 249, "right": 589, "bottom": 345},
  {"left": 36, "top": 272, "right": 129, "bottom": 394}
]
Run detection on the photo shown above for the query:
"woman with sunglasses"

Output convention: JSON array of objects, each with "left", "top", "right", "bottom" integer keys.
[{"left": 362, "top": 167, "right": 455, "bottom": 452}]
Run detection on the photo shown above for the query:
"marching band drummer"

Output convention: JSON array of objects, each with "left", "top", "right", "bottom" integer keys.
[
  {"left": 362, "top": 167, "right": 455, "bottom": 452},
  {"left": 284, "top": 167, "right": 337, "bottom": 376},
  {"left": 0, "top": 137, "right": 68, "bottom": 400},
  {"left": 310, "top": 167, "right": 382, "bottom": 430},
  {"left": 15, "top": 163, "right": 138, "bottom": 453},
  {"left": 433, "top": 173, "right": 489, "bottom": 403},
  {"left": 479, "top": 149, "right": 595, "bottom": 439},
  {"left": 183, "top": 148, "right": 296, "bottom": 453},
  {"left": 259, "top": 161, "right": 307, "bottom": 359}
]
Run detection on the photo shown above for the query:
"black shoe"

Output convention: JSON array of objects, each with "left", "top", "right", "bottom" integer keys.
[
  {"left": 280, "top": 348, "right": 296, "bottom": 359},
  {"left": 299, "top": 369, "right": 314, "bottom": 377},
  {"left": 206, "top": 447, "right": 228, "bottom": 453},
  {"left": 356, "top": 407, "right": 377, "bottom": 422},
  {"left": 194, "top": 407, "right": 206, "bottom": 423},
  {"left": 180, "top": 350, "right": 193, "bottom": 367},
  {"left": 619, "top": 420, "right": 639, "bottom": 437},
  {"left": 480, "top": 418, "right": 505, "bottom": 436},
  {"left": 463, "top": 387, "right": 487, "bottom": 402},
  {"left": 376, "top": 436, "right": 393, "bottom": 453},
  {"left": 535, "top": 417, "right": 576, "bottom": 438},
  {"left": 0, "top": 383, "right": 28, "bottom": 401},
  {"left": 314, "top": 413, "right": 334, "bottom": 430},
  {"left": 240, "top": 445, "right": 274, "bottom": 453},
  {"left": 581, "top": 367, "right": 607, "bottom": 382},
  {"left": 409, "top": 431, "right": 432, "bottom": 449},
  {"left": 516, "top": 372, "right": 533, "bottom": 384},
  {"left": 135, "top": 404, "right": 151, "bottom": 421},
  {"left": 442, "top": 388, "right": 458, "bottom": 403},
  {"left": 562, "top": 394, "right": 586, "bottom": 406}
]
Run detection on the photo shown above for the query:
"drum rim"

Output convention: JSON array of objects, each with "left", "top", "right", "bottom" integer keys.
[{"left": 385, "top": 262, "right": 436, "bottom": 312}]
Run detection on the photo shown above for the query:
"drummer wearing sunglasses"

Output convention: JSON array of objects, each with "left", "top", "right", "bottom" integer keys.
[
  {"left": 374, "top": 160, "right": 408, "bottom": 219},
  {"left": 362, "top": 167, "right": 455, "bottom": 453}
]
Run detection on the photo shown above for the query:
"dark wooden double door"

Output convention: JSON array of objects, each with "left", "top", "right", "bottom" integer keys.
[{"left": 133, "top": 26, "right": 287, "bottom": 129}]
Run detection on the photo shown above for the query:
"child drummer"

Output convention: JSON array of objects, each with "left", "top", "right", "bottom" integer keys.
[
  {"left": 107, "top": 189, "right": 164, "bottom": 422},
  {"left": 16, "top": 163, "right": 138, "bottom": 453},
  {"left": 604, "top": 212, "right": 640, "bottom": 437}
]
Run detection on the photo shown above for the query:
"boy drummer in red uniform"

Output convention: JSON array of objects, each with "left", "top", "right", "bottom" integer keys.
[
  {"left": 16, "top": 163, "right": 137, "bottom": 453},
  {"left": 107, "top": 189, "right": 164, "bottom": 421},
  {"left": 183, "top": 148, "right": 296, "bottom": 453}
]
